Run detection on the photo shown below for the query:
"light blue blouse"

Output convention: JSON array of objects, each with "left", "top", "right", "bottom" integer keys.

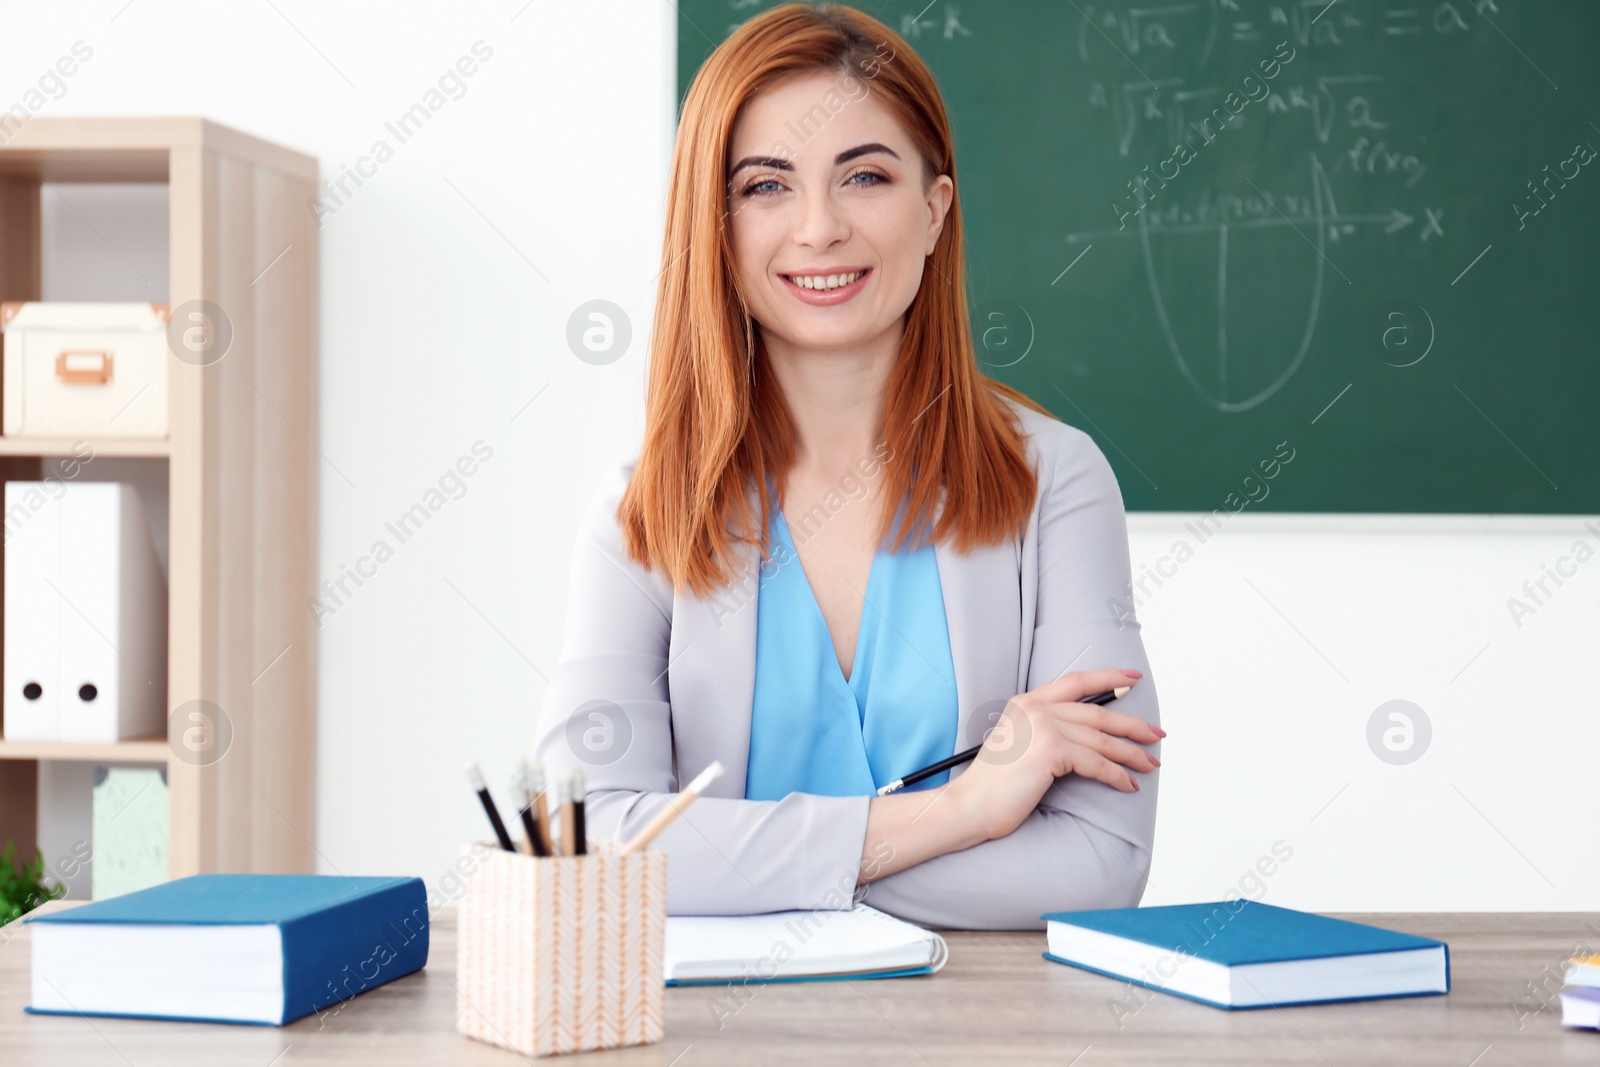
[{"left": 744, "top": 485, "right": 959, "bottom": 800}]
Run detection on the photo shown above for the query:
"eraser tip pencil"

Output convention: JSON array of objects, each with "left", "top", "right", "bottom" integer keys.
[
  {"left": 514, "top": 760, "right": 547, "bottom": 857},
  {"left": 570, "top": 769, "right": 587, "bottom": 856},
  {"left": 618, "top": 760, "right": 724, "bottom": 856},
  {"left": 529, "top": 762, "right": 552, "bottom": 856},
  {"left": 465, "top": 761, "right": 515, "bottom": 852},
  {"left": 557, "top": 774, "right": 576, "bottom": 856}
]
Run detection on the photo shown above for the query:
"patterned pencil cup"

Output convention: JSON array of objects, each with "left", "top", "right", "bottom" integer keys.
[{"left": 455, "top": 840, "right": 667, "bottom": 1057}]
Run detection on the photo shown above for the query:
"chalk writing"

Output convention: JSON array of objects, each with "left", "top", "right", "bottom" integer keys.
[
  {"left": 899, "top": 3, "right": 972, "bottom": 41},
  {"left": 1061, "top": 0, "right": 1505, "bottom": 412},
  {"left": 1111, "top": 40, "right": 1299, "bottom": 230}
]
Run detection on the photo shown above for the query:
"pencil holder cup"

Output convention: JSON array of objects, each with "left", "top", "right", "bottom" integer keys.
[{"left": 455, "top": 839, "right": 668, "bottom": 1057}]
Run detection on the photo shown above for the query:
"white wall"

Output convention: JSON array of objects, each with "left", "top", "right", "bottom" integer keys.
[
  {"left": 1131, "top": 513, "right": 1598, "bottom": 911},
  {"left": 6, "top": 1, "right": 1594, "bottom": 911}
]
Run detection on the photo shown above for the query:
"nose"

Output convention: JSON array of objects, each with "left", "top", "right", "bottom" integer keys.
[{"left": 792, "top": 182, "right": 850, "bottom": 250}]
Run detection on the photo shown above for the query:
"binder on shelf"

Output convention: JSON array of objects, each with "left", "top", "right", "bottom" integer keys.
[{"left": 3, "top": 481, "right": 167, "bottom": 742}]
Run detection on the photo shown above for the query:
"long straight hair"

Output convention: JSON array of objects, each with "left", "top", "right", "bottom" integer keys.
[{"left": 617, "top": 2, "right": 1051, "bottom": 598}]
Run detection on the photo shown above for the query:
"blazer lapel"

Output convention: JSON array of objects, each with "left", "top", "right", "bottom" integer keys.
[
  {"left": 934, "top": 533, "right": 1024, "bottom": 751},
  {"left": 668, "top": 526, "right": 761, "bottom": 801}
]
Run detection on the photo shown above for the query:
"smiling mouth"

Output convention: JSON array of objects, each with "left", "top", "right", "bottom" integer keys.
[{"left": 780, "top": 268, "right": 871, "bottom": 292}]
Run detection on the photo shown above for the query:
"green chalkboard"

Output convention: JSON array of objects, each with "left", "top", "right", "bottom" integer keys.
[{"left": 678, "top": 1, "right": 1599, "bottom": 513}]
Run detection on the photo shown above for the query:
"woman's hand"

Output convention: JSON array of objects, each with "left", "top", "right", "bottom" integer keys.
[
  {"left": 945, "top": 667, "right": 1163, "bottom": 844},
  {"left": 858, "top": 668, "right": 1162, "bottom": 884}
]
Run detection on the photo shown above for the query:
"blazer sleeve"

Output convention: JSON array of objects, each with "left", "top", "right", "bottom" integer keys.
[
  {"left": 533, "top": 463, "right": 872, "bottom": 915},
  {"left": 855, "top": 425, "right": 1161, "bottom": 930}
]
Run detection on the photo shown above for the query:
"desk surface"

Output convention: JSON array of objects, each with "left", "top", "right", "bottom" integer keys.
[{"left": 1, "top": 907, "right": 1593, "bottom": 1065}]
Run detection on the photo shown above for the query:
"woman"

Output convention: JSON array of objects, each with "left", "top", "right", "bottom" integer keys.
[{"left": 534, "top": 3, "right": 1163, "bottom": 930}]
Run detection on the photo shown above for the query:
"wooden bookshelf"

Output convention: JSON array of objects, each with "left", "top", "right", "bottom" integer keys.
[
  {"left": 0, "top": 437, "right": 170, "bottom": 458},
  {"left": 0, "top": 118, "right": 318, "bottom": 881},
  {"left": 0, "top": 737, "right": 168, "bottom": 763}
]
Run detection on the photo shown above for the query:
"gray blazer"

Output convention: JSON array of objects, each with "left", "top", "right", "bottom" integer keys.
[{"left": 534, "top": 397, "right": 1160, "bottom": 930}]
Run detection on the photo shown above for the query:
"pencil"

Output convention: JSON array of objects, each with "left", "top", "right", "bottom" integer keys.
[
  {"left": 876, "top": 686, "right": 1133, "bottom": 796},
  {"left": 618, "top": 761, "right": 724, "bottom": 856},
  {"left": 516, "top": 760, "right": 549, "bottom": 857},
  {"left": 557, "top": 774, "right": 576, "bottom": 856},
  {"left": 465, "top": 761, "right": 515, "bottom": 851},
  {"left": 570, "top": 769, "right": 587, "bottom": 856},
  {"left": 529, "top": 762, "right": 552, "bottom": 856}
]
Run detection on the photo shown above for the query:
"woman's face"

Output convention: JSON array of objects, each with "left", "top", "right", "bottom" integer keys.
[{"left": 726, "top": 70, "right": 953, "bottom": 355}]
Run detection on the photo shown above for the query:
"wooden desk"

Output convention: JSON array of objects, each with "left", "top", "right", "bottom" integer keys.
[{"left": 1, "top": 908, "right": 1593, "bottom": 1064}]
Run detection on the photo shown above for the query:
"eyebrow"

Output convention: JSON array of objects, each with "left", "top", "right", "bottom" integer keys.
[{"left": 728, "top": 141, "right": 901, "bottom": 178}]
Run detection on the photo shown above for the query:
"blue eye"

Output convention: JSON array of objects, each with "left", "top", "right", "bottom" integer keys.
[
  {"left": 847, "top": 169, "right": 888, "bottom": 187},
  {"left": 740, "top": 178, "right": 783, "bottom": 197}
]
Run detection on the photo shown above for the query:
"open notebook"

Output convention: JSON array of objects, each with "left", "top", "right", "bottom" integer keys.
[{"left": 664, "top": 903, "right": 948, "bottom": 985}]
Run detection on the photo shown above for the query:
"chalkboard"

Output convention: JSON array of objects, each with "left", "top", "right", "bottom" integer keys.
[{"left": 677, "top": 1, "right": 1599, "bottom": 513}]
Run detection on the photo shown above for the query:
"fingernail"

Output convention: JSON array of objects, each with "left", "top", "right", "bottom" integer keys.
[
  {"left": 1122, "top": 669, "right": 1143, "bottom": 679},
  {"left": 1153, "top": 726, "right": 1167, "bottom": 737},
  {"left": 1150, "top": 756, "right": 1161, "bottom": 767},
  {"left": 1131, "top": 779, "right": 1141, "bottom": 791}
]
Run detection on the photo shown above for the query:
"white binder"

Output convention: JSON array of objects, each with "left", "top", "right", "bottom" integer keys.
[
  {"left": 3, "top": 482, "right": 167, "bottom": 742},
  {"left": 4, "top": 483, "right": 60, "bottom": 739}
]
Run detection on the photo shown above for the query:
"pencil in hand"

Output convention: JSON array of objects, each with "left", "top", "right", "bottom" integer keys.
[{"left": 876, "top": 685, "right": 1134, "bottom": 796}]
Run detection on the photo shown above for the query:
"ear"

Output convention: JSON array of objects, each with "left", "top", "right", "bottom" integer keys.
[{"left": 923, "top": 172, "right": 954, "bottom": 256}]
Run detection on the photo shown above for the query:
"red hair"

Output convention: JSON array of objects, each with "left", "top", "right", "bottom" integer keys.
[{"left": 618, "top": 2, "right": 1050, "bottom": 598}]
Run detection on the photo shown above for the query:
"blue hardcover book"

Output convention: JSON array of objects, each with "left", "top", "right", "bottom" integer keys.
[
  {"left": 1040, "top": 900, "right": 1449, "bottom": 1010},
  {"left": 25, "top": 874, "right": 428, "bottom": 1026}
]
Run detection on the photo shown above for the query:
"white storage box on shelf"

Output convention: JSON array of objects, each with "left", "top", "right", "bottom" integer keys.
[{"left": 0, "top": 301, "right": 171, "bottom": 439}]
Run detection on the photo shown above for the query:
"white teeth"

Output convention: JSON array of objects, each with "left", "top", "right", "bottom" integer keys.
[{"left": 789, "top": 270, "right": 863, "bottom": 291}]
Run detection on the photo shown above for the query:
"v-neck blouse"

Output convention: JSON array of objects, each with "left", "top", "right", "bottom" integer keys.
[{"left": 743, "top": 490, "right": 959, "bottom": 801}]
